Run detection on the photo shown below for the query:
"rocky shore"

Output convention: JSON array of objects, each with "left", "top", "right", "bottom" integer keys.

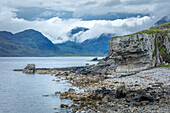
[{"left": 14, "top": 64, "right": 170, "bottom": 113}]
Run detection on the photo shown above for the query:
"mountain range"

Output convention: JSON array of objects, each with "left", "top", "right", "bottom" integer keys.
[{"left": 0, "top": 28, "right": 114, "bottom": 56}]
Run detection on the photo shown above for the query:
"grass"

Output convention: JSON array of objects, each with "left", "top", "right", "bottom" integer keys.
[
  {"left": 111, "top": 21, "right": 170, "bottom": 39},
  {"left": 150, "top": 21, "right": 170, "bottom": 30},
  {"left": 157, "top": 64, "right": 170, "bottom": 68}
]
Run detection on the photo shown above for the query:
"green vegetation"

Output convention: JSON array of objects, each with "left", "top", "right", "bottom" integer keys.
[
  {"left": 150, "top": 21, "right": 170, "bottom": 30},
  {"left": 111, "top": 21, "right": 170, "bottom": 39},
  {"left": 111, "top": 36, "right": 121, "bottom": 39},
  {"left": 157, "top": 64, "right": 170, "bottom": 68}
]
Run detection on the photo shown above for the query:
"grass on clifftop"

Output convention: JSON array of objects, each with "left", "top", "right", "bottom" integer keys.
[
  {"left": 157, "top": 64, "right": 170, "bottom": 68},
  {"left": 151, "top": 21, "right": 170, "bottom": 30},
  {"left": 112, "top": 21, "right": 170, "bottom": 39}
]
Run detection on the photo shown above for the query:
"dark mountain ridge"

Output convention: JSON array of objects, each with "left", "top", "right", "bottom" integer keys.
[{"left": 0, "top": 29, "right": 113, "bottom": 56}]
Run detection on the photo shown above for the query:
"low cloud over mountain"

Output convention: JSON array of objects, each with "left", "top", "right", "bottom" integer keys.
[{"left": 0, "top": 0, "right": 169, "bottom": 43}]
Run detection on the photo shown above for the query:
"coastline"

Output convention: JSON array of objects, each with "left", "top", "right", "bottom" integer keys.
[{"left": 15, "top": 65, "right": 170, "bottom": 113}]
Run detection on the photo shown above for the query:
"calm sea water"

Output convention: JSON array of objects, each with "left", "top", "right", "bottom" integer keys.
[{"left": 0, "top": 57, "right": 99, "bottom": 113}]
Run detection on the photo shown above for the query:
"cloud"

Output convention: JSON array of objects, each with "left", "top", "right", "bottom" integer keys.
[
  {"left": 1, "top": 0, "right": 170, "bottom": 17},
  {"left": 0, "top": 0, "right": 169, "bottom": 43},
  {"left": 0, "top": 6, "right": 157, "bottom": 43}
]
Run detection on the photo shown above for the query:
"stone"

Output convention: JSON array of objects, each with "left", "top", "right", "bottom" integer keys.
[
  {"left": 138, "top": 95, "right": 154, "bottom": 102},
  {"left": 68, "top": 88, "right": 76, "bottom": 93},
  {"left": 91, "top": 57, "right": 98, "bottom": 61},
  {"left": 60, "top": 104, "right": 69, "bottom": 108},
  {"left": 55, "top": 91, "right": 61, "bottom": 95},
  {"left": 24, "top": 64, "right": 35, "bottom": 70},
  {"left": 115, "top": 84, "right": 126, "bottom": 98},
  {"left": 23, "top": 64, "right": 35, "bottom": 74}
]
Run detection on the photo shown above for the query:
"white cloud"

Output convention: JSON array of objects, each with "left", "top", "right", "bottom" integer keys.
[
  {"left": 0, "top": 0, "right": 169, "bottom": 43},
  {"left": 0, "top": 6, "right": 157, "bottom": 43},
  {"left": 1, "top": 0, "right": 170, "bottom": 17}
]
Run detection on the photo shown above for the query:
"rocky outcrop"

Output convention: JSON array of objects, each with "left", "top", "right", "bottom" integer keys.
[
  {"left": 89, "top": 22, "right": 170, "bottom": 74},
  {"left": 22, "top": 64, "right": 35, "bottom": 73},
  {"left": 107, "top": 31, "right": 169, "bottom": 72}
]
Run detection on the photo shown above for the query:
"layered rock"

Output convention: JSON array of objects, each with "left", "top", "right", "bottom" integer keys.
[{"left": 92, "top": 22, "right": 170, "bottom": 73}]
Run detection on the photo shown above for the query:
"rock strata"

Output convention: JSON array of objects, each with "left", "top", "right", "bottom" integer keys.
[{"left": 85, "top": 23, "right": 170, "bottom": 74}]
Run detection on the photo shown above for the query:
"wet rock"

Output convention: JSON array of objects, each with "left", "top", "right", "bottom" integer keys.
[
  {"left": 68, "top": 88, "right": 76, "bottom": 93},
  {"left": 13, "top": 69, "right": 23, "bottom": 71},
  {"left": 56, "top": 80, "right": 60, "bottom": 82},
  {"left": 91, "top": 57, "right": 98, "bottom": 61},
  {"left": 42, "top": 95, "right": 49, "bottom": 97},
  {"left": 86, "top": 63, "right": 90, "bottom": 66},
  {"left": 60, "top": 104, "right": 69, "bottom": 108},
  {"left": 55, "top": 91, "right": 61, "bottom": 95}
]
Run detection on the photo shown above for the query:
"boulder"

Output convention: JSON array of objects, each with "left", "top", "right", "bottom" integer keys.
[
  {"left": 23, "top": 64, "right": 35, "bottom": 74},
  {"left": 60, "top": 104, "right": 68, "bottom": 108},
  {"left": 91, "top": 57, "right": 98, "bottom": 61},
  {"left": 68, "top": 88, "right": 76, "bottom": 93}
]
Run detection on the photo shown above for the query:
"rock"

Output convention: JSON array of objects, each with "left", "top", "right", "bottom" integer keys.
[
  {"left": 55, "top": 91, "right": 61, "bottom": 95},
  {"left": 86, "top": 63, "right": 90, "bottom": 66},
  {"left": 23, "top": 64, "right": 35, "bottom": 74},
  {"left": 24, "top": 64, "right": 35, "bottom": 70},
  {"left": 91, "top": 57, "right": 98, "bottom": 61},
  {"left": 68, "top": 88, "right": 76, "bottom": 93},
  {"left": 56, "top": 80, "right": 60, "bottom": 82},
  {"left": 138, "top": 95, "right": 154, "bottom": 102},
  {"left": 60, "top": 104, "right": 68, "bottom": 108},
  {"left": 13, "top": 69, "right": 23, "bottom": 71},
  {"left": 42, "top": 95, "right": 49, "bottom": 97},
  {"left": 115, "top": 84, "right": 126, "bottom": 98},
  {"left": 87, "top": 27, "right": 170, "bottom": 74}
]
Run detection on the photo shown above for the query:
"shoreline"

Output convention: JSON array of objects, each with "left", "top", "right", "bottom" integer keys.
[{"left": 14, "top": 65, "right": 170, "bottom": 112}]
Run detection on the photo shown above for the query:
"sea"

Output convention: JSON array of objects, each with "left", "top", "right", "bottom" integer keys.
[{"left": 0, "top": 57, "right": 100, "bottom": 113}]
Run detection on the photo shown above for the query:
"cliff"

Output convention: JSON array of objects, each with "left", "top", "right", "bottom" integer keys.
[{"left": 87, "top": 22, "right": 170, "bottom": 74}]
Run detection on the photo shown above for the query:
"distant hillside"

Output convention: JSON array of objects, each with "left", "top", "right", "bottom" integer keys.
[
  {"left": 0, "top": 29, "right": 114, "bottom": 56},
  {"left": 81, "top": 33, "right": 115, "bottom": 54},
  {"left": 0, "top": 29, "right": 59, "bottom": 56},
  {"left": 55, "top": 33, "right": 115, "bottom": 56},
  {"left": 155, "top": 14, "right": 170, "bottom": 25}
]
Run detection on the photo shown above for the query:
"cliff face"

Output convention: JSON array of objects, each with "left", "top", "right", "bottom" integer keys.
[
  {"left": 90, "top": 22, "right": 170, "bottom": 74},
  {"left": 107, "top": 30, "right": 170, "bottom": 73}
]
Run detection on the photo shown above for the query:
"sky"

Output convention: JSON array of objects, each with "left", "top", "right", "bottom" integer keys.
[{"left": 0, "top": 0, "right": 170, "bottom": 43}]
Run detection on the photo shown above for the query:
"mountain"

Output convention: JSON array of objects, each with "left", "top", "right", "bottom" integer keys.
[
  {"left": 155, "top": 14, "right": 170, "bottom": 25},
  {"left": 81, "top": 33, "right": 115, "bottom": 54},
  {"left": 14, "top": 29, "right": 59, "bottom": 54},
  {"left": 67, "top": 27, "right": 89, "bottom": 42},
  {"left": 55, "top": 41, "right": 88, "bottom": 56},
  {"left": 0, "top": 29, "right": 59, "bottom": 56},
  {"left": 55, "top": 33, "right": 115, "bottom": 56},
  {"left": 0, "top": 28, "right": 115, "bottom": 56}
]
